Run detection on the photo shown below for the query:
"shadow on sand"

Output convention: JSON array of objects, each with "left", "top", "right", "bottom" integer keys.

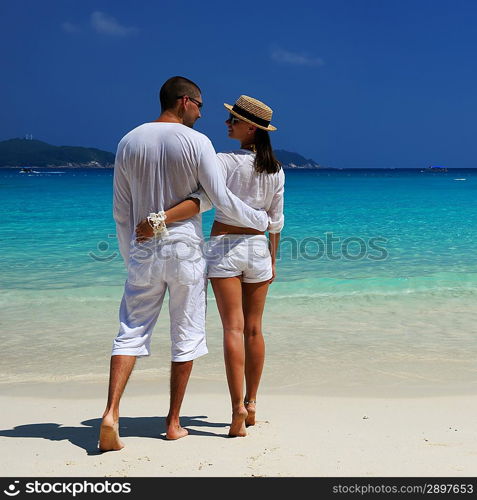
[{"left": 0, "top": 416, "right": 230, "bottom": 455}]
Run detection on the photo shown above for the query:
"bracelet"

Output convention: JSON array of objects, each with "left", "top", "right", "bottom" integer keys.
[{"left": 147, "top": 211, "right": 168, "bottom": 237}]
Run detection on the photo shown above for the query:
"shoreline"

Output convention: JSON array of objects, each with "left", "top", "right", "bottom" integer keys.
[{"left": 1, "top": 375, "right": 476, "bottom": 400}]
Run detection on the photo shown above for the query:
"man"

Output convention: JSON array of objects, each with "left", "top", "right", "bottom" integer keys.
[{"left": 99, "top": 76, "right": 268, "bottom": 451}]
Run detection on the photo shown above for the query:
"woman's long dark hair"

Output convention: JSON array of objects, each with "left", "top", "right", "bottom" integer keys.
[{"left": 253, "top": 128, "right": 281, "bottom": 174}]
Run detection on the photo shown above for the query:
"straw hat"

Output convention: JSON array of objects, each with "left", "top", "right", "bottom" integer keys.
[{"left": 224, "top": 95, "right": 277, "bottom": 131}]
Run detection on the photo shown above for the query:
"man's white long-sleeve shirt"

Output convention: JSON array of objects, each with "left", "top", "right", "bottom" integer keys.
[{"left": 113, "top": 122, "right": 268, "bottom": 266}]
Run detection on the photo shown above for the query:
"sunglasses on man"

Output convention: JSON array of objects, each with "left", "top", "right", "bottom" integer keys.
[{"left": 176, "top": 95, "right": 203, "bottom": 109}]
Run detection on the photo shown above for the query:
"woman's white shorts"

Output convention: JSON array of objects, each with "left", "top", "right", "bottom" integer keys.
[{"left": 205, "top": 234, "right": 272, "bottom": 283}]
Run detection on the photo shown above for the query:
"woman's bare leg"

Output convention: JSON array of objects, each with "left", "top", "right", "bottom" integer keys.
[
  {"left": 242, "top": 281, "right": 269, "bottom": 426},
  {"left": 211, "top": 276, "right": 248, "bottom": 437}
]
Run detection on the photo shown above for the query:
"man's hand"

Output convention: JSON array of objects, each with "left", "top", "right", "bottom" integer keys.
[{"left": 136, "top": 218, "right": 154, "bottom": 242}]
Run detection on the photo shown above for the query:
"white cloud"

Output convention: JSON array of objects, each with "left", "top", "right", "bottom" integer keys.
[
  {"left": 91, "top": 11, "right": 138, "bottom": 36},
  {"left": 271, "top": 48, "right": 324, "bottom": 67},
  {"left": 61, "top": 22, "right": 81, "bottom": 34}
]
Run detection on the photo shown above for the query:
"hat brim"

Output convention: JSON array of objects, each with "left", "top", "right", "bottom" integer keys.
[{"left": 224, "top": 103, "right": 277, "bottom": 131}]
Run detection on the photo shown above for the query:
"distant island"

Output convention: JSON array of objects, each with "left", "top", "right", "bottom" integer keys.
[
  {"left": 0, "top": 139, "right": 115, "bottom": 168},
  {"left": 273, "top": 149, "right": 325, "bottom": 169},
  {"left": 0, "top": 138, "right": 330, "bottom": 169}
]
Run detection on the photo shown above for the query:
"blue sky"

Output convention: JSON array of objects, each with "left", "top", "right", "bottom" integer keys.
[{"left": 1, "top": 0, "right": 477, "bottom": 168}]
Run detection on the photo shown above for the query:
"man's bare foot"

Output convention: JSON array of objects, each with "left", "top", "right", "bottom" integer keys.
[
  {"left": 229, "top": 406, "right": 248, "bottom": 437},
  {"left": 165, "top": 418, "right": 189, "bottom": 440},
  {"left": 99, "top": 414, "right": 124, "bottom": 452},
  {"left": 245, "top": 400, "right": 256, "bottom": 427}
]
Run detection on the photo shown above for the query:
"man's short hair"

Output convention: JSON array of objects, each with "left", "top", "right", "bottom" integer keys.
[{"left": 159, "top": 76, "right": 201, "bottom": 111}]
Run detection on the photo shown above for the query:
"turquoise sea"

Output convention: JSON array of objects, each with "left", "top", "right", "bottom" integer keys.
[{"left": 1, "top": 168, "right": 476, "bottom": 396}]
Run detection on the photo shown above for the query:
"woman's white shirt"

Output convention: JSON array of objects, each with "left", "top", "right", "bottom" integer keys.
[{"left": 213, "top": 149, "right": 284, "bottom": 233}]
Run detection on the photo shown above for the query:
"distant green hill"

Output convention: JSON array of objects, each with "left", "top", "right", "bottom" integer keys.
[
  {"left": 273, "top": 149, "right": 323, "bottom": 168},
  {"left": 0, "top": 138, "right": 326, "bottom": 169},
  {"left": 0, "top": 138, "right": 115, "bottom": 167}
]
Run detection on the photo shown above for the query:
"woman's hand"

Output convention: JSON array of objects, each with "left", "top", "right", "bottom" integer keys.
[
  {"left": 135, "top": 218, "right": 154, "bottom": 242},
  {"left": 268, "top": 233, "right": 280, "bottom": 284},
  {"left": 269, "top": 262, "right": 276, "bottom": 284},
  {"left": 135, "top": 198, "right": 200, "bottom": 242}
]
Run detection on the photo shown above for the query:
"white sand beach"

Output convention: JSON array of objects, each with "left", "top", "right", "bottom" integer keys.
[{"left": 1, "top": 379, "right": 476, "bottom": 477}]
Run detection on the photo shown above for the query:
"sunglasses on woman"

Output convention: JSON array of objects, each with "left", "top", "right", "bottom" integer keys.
[{"left": 228, "top": 114, "right": 241, "bottom": 125}]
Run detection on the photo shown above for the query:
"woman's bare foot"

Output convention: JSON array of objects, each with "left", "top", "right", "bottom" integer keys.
[
  {"left": 245, "top": 400, "right": 256, "bottom": 427},
  {"left": 229, "top": 406, "right": 248, "bottom": 437},
  {"left": 165, "top": 418, "right": 189, "bottom": 440},
  {"left": 99, "top": 414, "right": 124, "bottom": 452}
]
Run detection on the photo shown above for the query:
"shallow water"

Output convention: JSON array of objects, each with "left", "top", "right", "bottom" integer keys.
[{"left": 1, "top": 168, "right": 476, "bottom": 396}]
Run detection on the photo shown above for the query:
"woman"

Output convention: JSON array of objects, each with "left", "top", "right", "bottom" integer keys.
[{"left": 136, "top": 95, "right": 284, "bottom": 437}]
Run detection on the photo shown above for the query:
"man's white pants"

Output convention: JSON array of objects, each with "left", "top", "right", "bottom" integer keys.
[{"left": 112, "top": 241, "right": 208, "bottom": 362}]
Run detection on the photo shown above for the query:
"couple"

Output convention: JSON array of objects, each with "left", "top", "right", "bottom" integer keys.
[{"left": 99, "top": 76, "right": 284, "bottom": 451}]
